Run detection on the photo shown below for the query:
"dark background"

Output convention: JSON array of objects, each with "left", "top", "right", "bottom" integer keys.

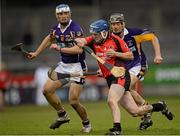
[
  {"left": 1, "top": 0, "right": 180, "bottom": 103},
  {"left": 1, "top": 0, "right": 180, "bottom": 71}
]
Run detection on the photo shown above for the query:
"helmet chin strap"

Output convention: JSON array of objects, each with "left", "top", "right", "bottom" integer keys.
[
  {"left": 94, "top": 32, "right": 108, "bottom": 44},
  {"left": 100, "top": 31, "right": 109, "bottom": 44},
  {"left": 113, "top": 31, "right": 121, "bottom": 35},
  {"left": 113, "top": 28, "right": 124, "bottom": 37}
]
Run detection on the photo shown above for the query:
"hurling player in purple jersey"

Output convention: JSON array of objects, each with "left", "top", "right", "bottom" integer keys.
[
  {"left": 28, "top": 4, "right": 92, "bottom": 133},
  {"left": 109, "top": 13, "right": 173, "bottom": 130}
]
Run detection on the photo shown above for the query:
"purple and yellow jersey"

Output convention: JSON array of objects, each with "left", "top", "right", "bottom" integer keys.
[
  {"left": 134, "top": 32, "right": 156, "bottom": 54},
  {"left": 52, "top": 19, "right": 85, "bottom": 63},
  {"left": 123, "top": 28, "right": 153, "bottom": 69},
  {"left": 133, "top": 30, "right": 156, "bottom": 67}
]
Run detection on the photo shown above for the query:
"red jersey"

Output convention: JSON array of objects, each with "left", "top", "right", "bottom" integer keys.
[{"left": 85, "top": 34, "right": 130, "bottom": 78}]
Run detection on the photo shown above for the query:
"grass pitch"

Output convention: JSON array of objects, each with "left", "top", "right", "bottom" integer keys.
[{"left": 0, "top": 96, "right": 180, "bottom": 135}]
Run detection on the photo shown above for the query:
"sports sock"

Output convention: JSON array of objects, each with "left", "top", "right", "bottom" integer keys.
[
  {"left": 113, "top": 122, "right": 121, "bottom": 131},
  {"left": 82, "top": 120, "right": 90, "bottom": 126},
  {"left": 57, "top": 111, "right": 66, "bottom": 117}
]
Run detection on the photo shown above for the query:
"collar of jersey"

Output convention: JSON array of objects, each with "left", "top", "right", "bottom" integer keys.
[
  {"left": 58, "top": 19, "right": 72, "bottom": 33},
  {"left": 122, "top": 28, "right": 129, "bottom": 39}
]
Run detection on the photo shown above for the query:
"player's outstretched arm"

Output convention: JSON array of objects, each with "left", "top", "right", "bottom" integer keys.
[
  {"left": 60, "top": 45, "right": 83, "bottom": 54},
  {"left": 50, "top": 42, "right": 83, "bottom": 54},
  {"left": 134, "top": 33, "right": 163, "bottom": 64},
  {"left": 75, "top": 38, "right": 87, "bottom": 47},
  {"left": 151, "top": 35, "right": 163, "bottom": 64},
  {"left": 28, "top": 35, "right": 51, "bottom": 59}
]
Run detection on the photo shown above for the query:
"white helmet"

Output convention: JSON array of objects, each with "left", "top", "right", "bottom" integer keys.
[{"left": 56, "top": 4, "right": 71, "bottom": 13}]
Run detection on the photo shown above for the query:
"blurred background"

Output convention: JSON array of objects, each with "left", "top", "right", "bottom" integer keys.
[{"left": 1, "top": 0, "right": 180, "bottom": 106}]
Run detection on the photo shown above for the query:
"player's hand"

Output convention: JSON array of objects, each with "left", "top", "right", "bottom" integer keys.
[
  {"left": 154, "top": 56, "right": 163, "bottom": 64},
  {"left": 50, "top": 43, "right": 61, "bottom": 52},
  {"left": 27, "top": 52, "right": 38, "bottom": 59},
  {"left": 74, "top": 38, "right": 86, "bottom": 47},
  {"left": 106, "top": 49, "right": 116, "bottom": 57}
]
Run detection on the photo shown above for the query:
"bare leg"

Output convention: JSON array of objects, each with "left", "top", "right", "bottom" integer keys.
[
  {"left": 120, "top": 91, "right": 152, "bottom": 117},
  {"left": 69, "top": 82, "right": 88, "bottom": 121},
  {"left": 105, "top": 84, "right": 125, "bottom": 135},
  {"left": 69, "top": 82, "right": 92, "bottom": 133},
  {"left": 129, "top": 73, "right": 153, "bottom": 130},
  {"left": 130, "top": 74, "right": 146, "bottom": 105},
  {"left": 107, "top": 84, "right": 124, "bottom": 123},
  {"left": 44, "top": 79, "right": 71, "bottom": 130},
  {"left": 43, "top": 79, "right": 64, "bottom": 111}
]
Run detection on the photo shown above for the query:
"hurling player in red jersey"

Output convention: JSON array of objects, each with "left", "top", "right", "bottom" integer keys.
[
  {"left": 109, "top": 13, "right": 173, "bottom": 130},
  {"left": 75, "top": 19, "right": 173, "bottom": 135}
]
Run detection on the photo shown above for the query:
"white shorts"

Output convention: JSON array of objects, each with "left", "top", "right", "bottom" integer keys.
[
  {"left": 129, "top": 65, "right": 144, "bottom": 81},
  {"left": 55, "top": 61, "right": 86, "bottom": 83}
]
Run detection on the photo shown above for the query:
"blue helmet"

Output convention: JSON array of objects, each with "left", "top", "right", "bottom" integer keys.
[
  {"left": 89, "top": 19, "right": 109, "bottom": 33},
  {"left": 56, "top": 4, "right": 71, "bottom": 13}
]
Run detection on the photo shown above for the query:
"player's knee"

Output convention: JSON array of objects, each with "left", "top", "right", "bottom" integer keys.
[
  {"left": 42, "top": 89, "right": 48, "bottom": 96},
  {"left": 69, "top": 99, "right": 79, "bottom": 109},
  {"left": 43, "top": 89, "right": 53, "bottom": 96},
  {"left": 107, "top": 98, "right": 117, "bottom": 107}
]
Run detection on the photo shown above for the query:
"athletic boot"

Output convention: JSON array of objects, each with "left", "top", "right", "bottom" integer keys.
[
  {"left": 82, "top": 121, "right": 92, "bottom": 133},
  {"left": 139, "top": 112, "right": 153, "bottom": 130},
  {"left": 49, "top": 112, "right": 70, "bottom": 130},
  {"left": 159, "top": 101, "right": 174, "bottom": 120},
  {"left": 105, "top": 128, "right": 121, "bottom": 135}
]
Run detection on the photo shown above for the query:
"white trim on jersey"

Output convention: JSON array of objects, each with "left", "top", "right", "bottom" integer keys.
[
  {"left": 121, "top": 28, "right": 129, "bottom": 40},
  {"left": 58, "top": 19, "right": 72, "bottom": 33}
]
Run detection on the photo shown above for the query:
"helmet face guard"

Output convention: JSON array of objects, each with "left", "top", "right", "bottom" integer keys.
[{"left": 55, "top": 4, "right": 71, "bottom": 25}]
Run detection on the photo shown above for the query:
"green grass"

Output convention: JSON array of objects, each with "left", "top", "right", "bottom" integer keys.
[{"left": 0, "top": 96, "right": 180, "bottom": 135}]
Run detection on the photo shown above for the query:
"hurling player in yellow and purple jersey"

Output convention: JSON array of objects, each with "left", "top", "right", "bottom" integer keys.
[
  {"left": 109, "top": 13, "right": 173, "bottom": 130},
  {"left": 28, "top": 4, "right": 92, "bottom": 133}
]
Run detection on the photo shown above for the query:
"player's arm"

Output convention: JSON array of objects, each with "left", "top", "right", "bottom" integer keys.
[
  {"left": 60, "top": 26, "right": 85, "bottom": 54},
  {"left": 50, "top": 39, "right": 84, "bottom": 54},
  {"left": 75, "top": 36, "right": 92, "bottom": 47},
  {"left": 151, "top": 35, "right": 163, "bottom": 64},
  {"left": 113, "top": 50, "right": 133, "bottom": 60},
  {"left": 106, "top": 39, "right": 134, "bottom": 60},
  {"left": 28, "top": 35, "right": 51, "bottom": 59},
  {"left": 35, "top": 35, "right": 52, "bottom": 55},
  {"left": 59, "top": 45, "right": 83, "bottom": 54},
  {"left": 134, "top": 33, "right": 163, "bottom": 64},
  {"left": 51, "top": 36, "right": 91, "bottom": 54}
]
